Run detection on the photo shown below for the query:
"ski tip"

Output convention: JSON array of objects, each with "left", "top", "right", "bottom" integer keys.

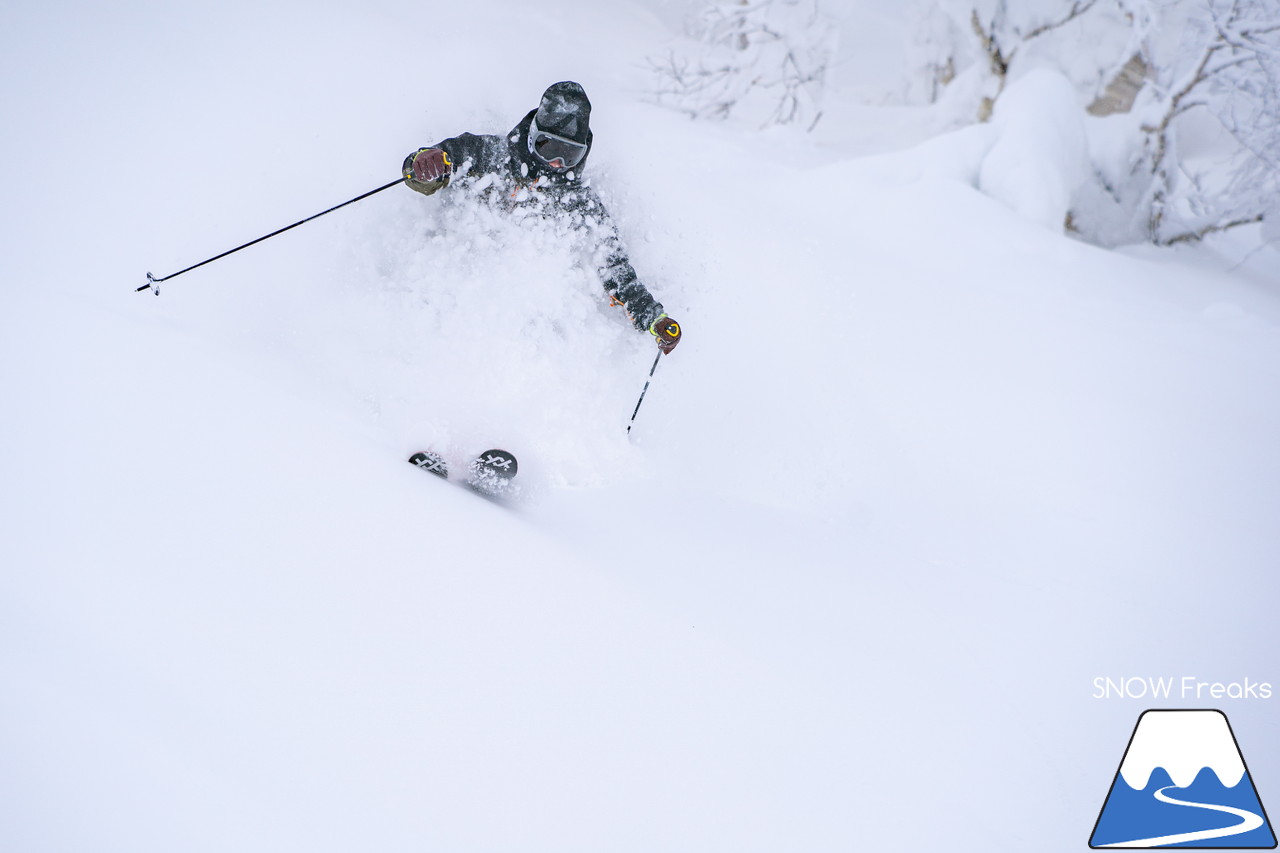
[
  {"left": 408, "top": 450, "right": 449, "bottom": 479},
  {"left": 472, "top": 449, "right": 518, "bottom": 478},
  {"left": 466, "top": 449, "right": 518, "bottom": 498}
]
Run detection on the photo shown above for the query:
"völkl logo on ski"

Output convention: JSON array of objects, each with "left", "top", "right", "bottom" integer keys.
[{"left": 477, "top": 452, "right": 513, "bottom": 472}]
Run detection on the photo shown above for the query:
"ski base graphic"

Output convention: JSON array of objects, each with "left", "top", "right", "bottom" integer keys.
[{"left": 409, "top": 449, "right": 519, "bottom": 501}]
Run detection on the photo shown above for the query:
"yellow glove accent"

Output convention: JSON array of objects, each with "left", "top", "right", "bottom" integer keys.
[
  {"left": 650, "top": 313, "right": 680, "bottom": 338},
  {"left": 649, "top": 313, "right": 682, "bottom": 352}
]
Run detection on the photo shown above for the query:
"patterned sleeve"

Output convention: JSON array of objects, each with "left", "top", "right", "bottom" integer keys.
[{"left": 576, "top": 188, "right": 665, "bottom": 331}]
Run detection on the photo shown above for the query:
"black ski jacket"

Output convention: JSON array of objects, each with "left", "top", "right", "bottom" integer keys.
[{"left": 403, "top": 111, "right": 664, "bottom": 331}]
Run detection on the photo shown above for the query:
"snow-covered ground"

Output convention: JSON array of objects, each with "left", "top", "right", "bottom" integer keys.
[{"left": 3, "top": 2, "right": 1278, "bottom": 851}]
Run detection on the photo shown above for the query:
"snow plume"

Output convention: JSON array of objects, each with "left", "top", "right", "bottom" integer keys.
[{"left": 307, "top": 181, "right": 656, "bottom": 487}]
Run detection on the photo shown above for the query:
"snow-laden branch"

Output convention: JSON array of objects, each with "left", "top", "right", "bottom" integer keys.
[
  {"left": 903, "top": 0, "right": 1279, "bottom": 247},
  {"left": 647, "top": 0, "right": 835, "bottom": 131},
  {"left": 1020, "top": 0, "right": 1101, "bottom": 41}
]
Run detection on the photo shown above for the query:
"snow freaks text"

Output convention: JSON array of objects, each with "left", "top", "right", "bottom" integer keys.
[{"left": 1092, "top": 676, "right": 1274, "bottom": 701}]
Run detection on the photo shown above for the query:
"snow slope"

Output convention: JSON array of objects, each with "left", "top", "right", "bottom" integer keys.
[{"left": 2, "top": 2, "right": 1279, "bottom": 852}]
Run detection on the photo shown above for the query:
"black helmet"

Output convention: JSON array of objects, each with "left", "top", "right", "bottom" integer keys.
[{"left": 528, "top": 82, "right": 592, "bottom": 171}]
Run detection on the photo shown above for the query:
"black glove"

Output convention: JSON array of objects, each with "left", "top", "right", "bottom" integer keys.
[{"left": 650, "top": 314, "right": 682, "bottom": 354}]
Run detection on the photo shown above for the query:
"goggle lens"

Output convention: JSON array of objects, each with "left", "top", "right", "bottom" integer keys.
[{"left": 531, "top": 127, "right": 587, "bottom": 170}]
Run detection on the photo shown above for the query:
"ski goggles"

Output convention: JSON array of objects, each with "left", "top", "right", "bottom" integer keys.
[{"left": 529, "top": 119, "right": 588, "bottom": 170}]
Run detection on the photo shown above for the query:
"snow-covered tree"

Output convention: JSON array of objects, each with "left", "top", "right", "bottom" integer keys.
[
  {"left": 907, "top": 0, "right": 1280, "bottom": 246},
  {"left": 1135, "top": 0, "right": 1280, "bottom": 243},
  {"left": 906, "top": 0, "right": 1109, "bottom": 121},
  {"left": 648, "top": 0, "right": 837, "bottom": 130}
]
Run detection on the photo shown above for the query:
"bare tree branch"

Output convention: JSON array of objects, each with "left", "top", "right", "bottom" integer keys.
[
  {"left": 1021, "top": 0, "right": 1100, "bottom": 41},
  {"left": 1160, "top": 214, "right": 1265, "bottom": 245},
  {"left": 648, "top": 0, "right": 834, "bottom": 130}
]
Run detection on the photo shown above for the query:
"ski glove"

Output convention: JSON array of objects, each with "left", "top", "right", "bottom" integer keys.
[
  {"left": 650, "top": 314, "right": 682, "bottom": 354},
  {"left": 403, "top": 147, "right": 452, "bottom": 195}
]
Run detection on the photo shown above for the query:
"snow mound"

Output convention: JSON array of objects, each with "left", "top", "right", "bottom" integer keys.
[{"left": 978, "top": 68, "right": 1089, "bottom": 232}]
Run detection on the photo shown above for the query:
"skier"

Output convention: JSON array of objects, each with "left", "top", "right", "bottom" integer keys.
[{"left": 401, "top": 81, "right": 682, "bottom": 355}]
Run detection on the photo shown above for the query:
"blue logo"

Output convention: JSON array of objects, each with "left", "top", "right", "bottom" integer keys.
[{"left": 1091, "top": 710, "right": 1276, "bottom": 848}]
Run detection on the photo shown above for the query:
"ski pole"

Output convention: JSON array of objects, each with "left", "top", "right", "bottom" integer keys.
[
  {"left": 137, "top": 176, "right": 406, "bottom": 295},
  {"left": 627, "top": 350, "right": 663, "bottom": 436}
]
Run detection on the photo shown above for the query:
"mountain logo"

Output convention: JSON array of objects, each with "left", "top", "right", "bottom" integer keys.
[{"left": 1090, "top": 709, "right": 1276, "bottom": 848}]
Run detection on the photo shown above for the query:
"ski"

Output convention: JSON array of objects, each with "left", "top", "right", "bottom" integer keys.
[
  {"left": 409, "top": 448, "right": 519, "bottom": 501},
  {"left": 408, "top": 450, "right": 450, "bottom": 479}
]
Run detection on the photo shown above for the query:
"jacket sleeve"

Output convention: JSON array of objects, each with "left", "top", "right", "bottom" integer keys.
[
  {"left": 576, "top": 189, "right": 665, "bottom": 332},
  {"left": 435, "top": 133, "right": 508, "bottom": 178},
  {"left": 403, "top": 133, "right": 506, "bottom": 195}
]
